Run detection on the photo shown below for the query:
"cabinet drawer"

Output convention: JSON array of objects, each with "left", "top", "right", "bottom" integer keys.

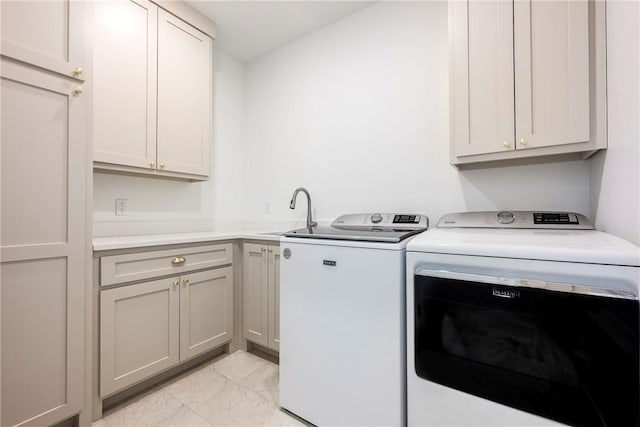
[{"left": 101, "top": 243, "right": 232, "bottom": 286}]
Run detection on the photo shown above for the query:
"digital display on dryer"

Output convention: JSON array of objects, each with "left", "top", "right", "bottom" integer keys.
[{"left": 533, "top": 212, "right": 579, "bottom": 225}]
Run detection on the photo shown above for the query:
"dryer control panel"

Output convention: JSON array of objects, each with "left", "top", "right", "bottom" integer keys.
[{"left": 437, "top": 211, "right": 594, "bottom": 230}]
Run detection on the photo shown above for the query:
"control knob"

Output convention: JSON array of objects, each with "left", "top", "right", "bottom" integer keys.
[
  {"left": 371, "top": 213, "right": 383, "bottom": 224},
  {"left": 496, "top": 211, "right": 515, "bottom": 224}
]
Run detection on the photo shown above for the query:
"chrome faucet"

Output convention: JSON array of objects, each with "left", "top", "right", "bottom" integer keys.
[{"left": 289, "top": 187, "right": 317, "bottom": 229}]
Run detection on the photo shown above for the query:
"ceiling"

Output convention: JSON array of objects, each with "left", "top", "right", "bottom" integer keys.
[{"left": 186, "top": 1, "right": 375, "bottom": 62}]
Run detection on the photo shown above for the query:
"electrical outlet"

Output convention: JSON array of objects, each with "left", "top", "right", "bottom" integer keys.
[
  {"left": 265, "top": 202, "right": 271, "bottom": 214},
  {"left": 115, "top": 199, "right": 128, "bottom": 216}
]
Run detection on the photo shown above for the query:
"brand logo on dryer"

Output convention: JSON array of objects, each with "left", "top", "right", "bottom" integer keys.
[{"left": 492, "top": 288, "right": 520, "bottom": 299}]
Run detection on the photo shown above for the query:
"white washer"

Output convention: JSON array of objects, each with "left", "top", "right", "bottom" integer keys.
[
  {"left": 280, "top": 213, "right": 427, "bottom": 426},
  {"left": 406, "top": 211, "right": 640, "bottom": 426}
]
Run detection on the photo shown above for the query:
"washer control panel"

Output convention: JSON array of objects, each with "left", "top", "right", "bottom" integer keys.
[
  {"left": 392, "top": 214, "right": 421, "bottom": 224},
  {"left": 332, "top": 213, "right": 429, "bottom": 230},
  {"left": 437, "top": 211, "right": 593, "bottom": 229}
]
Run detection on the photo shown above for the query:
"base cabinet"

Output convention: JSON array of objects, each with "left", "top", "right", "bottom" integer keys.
[
  {"left": 100, "top": 266, "right": 232, "bottom": 397},
  {"left": 243, "top": 244, "right": 280, "bottom": 352},
  {"left": 180, "top": 268, "right": 234, "bottom": 360}
]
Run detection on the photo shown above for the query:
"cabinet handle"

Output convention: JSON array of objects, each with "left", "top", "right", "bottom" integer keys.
[
  {"left": 520, "top": 138, "right": 528, "bottom": 146},
  {"left": 159, "top": 163, "right": 166, "bottom": 170},
  {"left": 150, "top": 161, "right": 155, "bottom": 169},
  {"left": 261, "top": 247, "right": 266, "bottom": 252},
  {"left": 172, "top": 280, "right": 179, "bottom": 288},
  {"left": 72, "top": 67, "right": 83, "bottom": 76},
  {"left": 268, "top": 249, "right": 273, "bottom": 253},
  {"left": 73, "top": 86, "right": 83, "bottom": 96},
  {"left": 172, "top": 256, "right": 186, "bottom": 265},
  {"left": 502, "top": 140, "right": 511, "bottom": 149},
  {"left": 183, "top": 278, "right": 189, "bottom": 285}
]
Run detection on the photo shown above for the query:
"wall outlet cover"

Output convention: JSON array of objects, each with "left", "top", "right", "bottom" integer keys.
[{"left": 115, "top": 199, "right": 128, "bottom": 216}]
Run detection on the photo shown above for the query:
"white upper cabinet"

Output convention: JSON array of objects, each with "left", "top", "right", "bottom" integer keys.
[
  {"left": 93, "top": 0, "right": 157, "bottom": 170},
  {"left": 450, "top": 0, "right": 515, "bottom": 156},
  {"left": 450, "top": 0, "right": 606, "bottom": 166},
  {"left": 1, "top": 0, "right": 88, "bottom": 81},
  {"left": 93, "top": 1, "right": 213, "bottom": 180},
  {"left": 513, "top": 0, "right": 590, "bottom": 150},
  {"left": 157, "top": 9, "right": 212, "bottom": 177}
]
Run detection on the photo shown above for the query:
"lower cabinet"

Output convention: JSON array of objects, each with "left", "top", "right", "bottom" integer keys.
[
  {"left": 100, "top": 266, "right": 232, "bottom": 397},
  {"left": 243, "top": 243, "right": 280, "bottom": 352}
]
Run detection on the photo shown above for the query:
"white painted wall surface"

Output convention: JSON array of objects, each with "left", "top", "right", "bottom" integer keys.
[
  {"left": 243, "top": 1, "right": 591, "bottom": 227},
  {"left": 93, "top": 48, "right": 245, "bottom": 236},
  {"left": 210, "top": 49, "right": 246, "bottom": 231},
  {"left": 590, "top": 0, "right": 640, "bottom": 246}
]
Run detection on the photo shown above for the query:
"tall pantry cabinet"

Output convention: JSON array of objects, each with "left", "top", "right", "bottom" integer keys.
[{"left": 0, "top": 1, "right": 90, "bottom": 426}]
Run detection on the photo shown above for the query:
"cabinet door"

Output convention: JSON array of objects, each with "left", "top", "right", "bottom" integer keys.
[
  {"left": 100, "top": 278, "right": 180, "bottom": 397},
  {"left": 93, "top": 0, "right": 157, "bottom": 169},
  {"left": 1, "top": 59, "right": 86, "bottom": 427},
  {"left": 179, "top": 267, "right": 233, "bottom": 361},
  {"left": 267, "top": 246, "right": 281, "bottom": 351},
  {"left": 1, "top": 0, "right": 88, "bottom": 80},
  {"left": 243, "top": 244, "right": 269, "bottom": 347},
  {"left": 514, "top": 0, "right": 590, "bottom": 149},
  {"left": 157, "top": 9, "right": 212, "bottom": 177},
  {"left": 450, "top": 0, "right": 515, "bottom": 157}
]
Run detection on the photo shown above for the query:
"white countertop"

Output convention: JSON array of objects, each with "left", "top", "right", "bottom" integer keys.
[{"left": 93, "top": 231, "right": 283, "bottom": 251}]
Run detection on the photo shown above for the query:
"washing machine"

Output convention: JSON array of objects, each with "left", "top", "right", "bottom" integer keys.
[{"left": 280, "top": 212, "right": 428, "bottom": 426}]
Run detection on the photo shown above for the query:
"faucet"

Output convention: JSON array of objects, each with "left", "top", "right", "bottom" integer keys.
[{"left": 289, "top": 187, "right": 317, "bottom": 229}]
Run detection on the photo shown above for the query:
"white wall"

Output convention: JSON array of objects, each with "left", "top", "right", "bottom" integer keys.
[
  {"left": 243, "top": 1, "right": 592, "bottom": 227},
  {"left": 590, "top": 0, "right": 640, "bottom": 246},
  {"left": 210, "top": 49, "right": 246, "bottom": 231},
  {"left": 93, "top": 48, "right": 245, "bottom": 236}
]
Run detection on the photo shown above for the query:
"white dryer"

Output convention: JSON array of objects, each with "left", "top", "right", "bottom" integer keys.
[{"left": 406, "top": 211, "right": 640, "bottom": 426}]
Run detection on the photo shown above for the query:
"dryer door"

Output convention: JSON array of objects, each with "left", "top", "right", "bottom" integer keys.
[{"left": 414, "top": 268, "right": 639, "bottom": 427}]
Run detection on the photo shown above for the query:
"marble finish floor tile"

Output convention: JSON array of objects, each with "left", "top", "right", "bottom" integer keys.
[
  {"left": 238, "top": 363, "right": 280, "bottom": 405},
  {"left": 93, "top": 350, "right": 302, "bottom": 427},
  {"left": 192, "top": 382, "right": 276, "bottom": 426},
  {"left": 212, "top": 350, "right": 270, "bottom": 382},
  {"left": 158, "top": 405, "right": 211, "bottom": 427},
  {"left": 164, "top": 364, "right": 230, "bottom": 409}
]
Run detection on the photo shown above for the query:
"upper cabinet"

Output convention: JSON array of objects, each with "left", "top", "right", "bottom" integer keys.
[
  {"left": 1, "top": 0, "right": 88, "bottom": 81},
  {"left": 450, "top": 0, "right": 606, "bottom": 167},
  {"left": 93, "top": 0, "right": 213, "bottom": 180},
  {"left": 157, "top": 10, "right": 212, "bottom": 177},
  {"left": 93, "top": 0, "right": 157, "bottom": 170}
]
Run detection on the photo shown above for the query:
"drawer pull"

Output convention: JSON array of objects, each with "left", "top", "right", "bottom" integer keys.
[{"left": 172, "top": 256, "right": 186, "bottom": 265}]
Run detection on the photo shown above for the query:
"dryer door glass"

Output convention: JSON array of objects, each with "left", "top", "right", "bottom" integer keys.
[{"left": 414, "top": 274, "right": 639, "bottom": 427}]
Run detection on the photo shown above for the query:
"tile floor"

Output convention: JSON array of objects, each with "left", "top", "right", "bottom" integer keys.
[{"left": 92, "top": 350, "right": 304, "bottom": 427}]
